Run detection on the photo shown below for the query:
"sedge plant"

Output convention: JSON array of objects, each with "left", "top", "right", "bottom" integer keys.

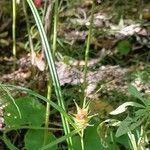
[
  {"left": 26, "top": 0, "right": 74, "bottom": 149},
  {"left": 77, "top": 1, "right": 95, "bottom": 150}
]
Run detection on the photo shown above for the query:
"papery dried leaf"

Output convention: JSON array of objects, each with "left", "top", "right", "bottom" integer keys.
[
  {"left": 35, "top": 53, "right": 45, "bottom": 71},
  {"left": 31, "top": 50, "right": 36, "bottom": 65},
  {"left": 31, "top": 51, "right": 45, "bottom": 71}
]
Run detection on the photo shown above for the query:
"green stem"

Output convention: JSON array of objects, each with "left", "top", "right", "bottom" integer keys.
[
  {"left": 80, "top": 3, "right": 95, "bottom": 149},
  {"left": 44, "top": 0, "right": 57, "bottom": 145},
  {"left": 81, "top": 130, "right": 84, "bottom": 150},
  {"left": 43, "top": 0, "right": 53, "bottom": 145},
  {"left": 22, "top": 0, "right": 36, "bottom": 90},
  {"left": 43, "top": 79, "right": 52, "bottom": 145},
  {"left": 12, "top": 0, "right": 16, "bottom": 57},
  {"left": 22, "top": 0, "right": 33, "bottom": 52},
  {"left": 42, "top": 0, "right": 49, "bottom": 22},
  {"left": 23, "top": 0, "right": 34, "bottom": 54},
  {"left": 52, "top": 0, "right": 59, "bottom": 55},
  {"left": 12, "top": 0, "right": 17, "bottom": 83},
  {"left": 82, "top": 2, "right": 95, "bottom": 108}
]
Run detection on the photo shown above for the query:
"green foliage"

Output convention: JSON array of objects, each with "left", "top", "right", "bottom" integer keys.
[
  {"left": 128, "top": 85, "right": 144, "bottom": 102},
  {"left": 25, "top": 130, "right": 57, "bottom": 150},
  {"left": 116, "top": 115, "right": 144, "bottom": 137},
  {"left": 73, "top": 124, "right": 104, "bottom": 150},
  {"left": 1, "top": 84, "right": 77, "bottom": 150},
  {"left": 84, "top": 125, "right": 104, "bottom": 150},
  {"left": 97, "top": 120, "right": 132, "bottom": 149},
  {"left": 116, "top": 134, "right": 132, "bottom": 149},
  {"left": 4, "top": 96, "right": 46, "bottom": 127},
  {"left": 1, "top": 0, "right": 150, "bottom": 149},
  {"left": 109, "top": 85, "right": 148, "bottom": 137},
  {"left": 117, "top": 40, "right": 132, "bottom": 55},
  {"left": 105, "top": 85, "right": 150, "bottom": 149}
]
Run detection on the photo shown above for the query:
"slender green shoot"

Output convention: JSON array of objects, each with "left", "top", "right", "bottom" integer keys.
[
  {"left": 44, "top": 0, "right": 59, "bottom": 146},
  {"left": 24, "top": 1, "right": 73, "bottom": 148},
  {"left": 44, "top": 79, "right": 52, "bottom": 145},
  {"left": 1, "top": 86, "right": 21, "bottom": 118},
  {"left": 81, "top": 2, "right": 95, "bottom": 150},
  {"left": 40, "top": 129, "right": 79, "bottom": 150},
  {"left": 22, "top": 0, "right": 35, "bottom": 56},
  {"left": 83, "top": 2, "right": 95, "bottom": 108},
  {"left": 12, "top": 0, "right": 16, "bottom": 57},
  {"left": 42, "top": 0, "right": 48, "bottom": 22},
  {"left": 12, "top": 0, "right": 17, "bottom": 83},
  {"left": 52, "top": 0, "right": 59, "bottom": 55},
  {"left": 43, "top": 1, "right": 53, "bottom": 145},
  {"left": 81, "top": 130, "right": 84, "bottom": 150}
]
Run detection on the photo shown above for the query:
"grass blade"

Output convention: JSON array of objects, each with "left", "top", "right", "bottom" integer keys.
[{"left": 26, "top": 0, "right": 73, "bottom": 148}]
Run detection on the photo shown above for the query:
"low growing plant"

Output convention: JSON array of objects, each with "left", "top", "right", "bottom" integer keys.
[{"left": 99, "top": 85, "right": 150, "bottom": 149}]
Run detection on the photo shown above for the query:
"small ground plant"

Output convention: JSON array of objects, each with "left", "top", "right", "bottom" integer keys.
[{"left": 99, "top": 85, "right": 150, "bottom": 149}]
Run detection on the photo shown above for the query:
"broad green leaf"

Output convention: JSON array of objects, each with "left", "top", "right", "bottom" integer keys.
[
  {"left": 135, "top": 109, "right": 147, "bottom": 118},
  {"left": 116, "top": 134, "right": 132, "bottom": 149},
  {"left": 143, "top": 96, "right": 150, "bottom": 109},
  {"left": 128, "top": 85, "right": 144, "bottom": 102},
  {"left": 116, "top": 115, "right": 144, "bottom": 137},
  {"left": 4, "top": 96, "right": 46, "bottom": 127},
  {"left": 84, "top": 125, "right": 104, "bottom": 150},
  {"left": 117, "top": 40, "right": 131, "bottom": 55},
  {"left": 110, "top": 102, "right": 144, "bottom": 115},
  {"left": 116, "top": 116, "right": 133, "bottom": 137},
  {"left": 72, "top": 135, "right": 82, "bottom": 150},
  {"left": 25, "top": 130, "right": 57, "bottom": 150},
  {"left": 73, "top": 124, "right": 104, "bottom": 150},
  {"left": 1, "top": 84, "right": 74, "bottom": 127}
]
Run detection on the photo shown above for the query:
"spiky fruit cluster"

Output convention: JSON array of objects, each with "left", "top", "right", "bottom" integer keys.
[{"left": 72, "top": 103, "right": 93, "bottom": 130}]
